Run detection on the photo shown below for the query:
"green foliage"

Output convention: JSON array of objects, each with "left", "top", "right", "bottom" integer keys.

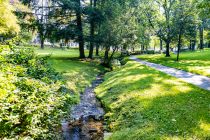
[
  {"left": 11, "top": 30, "right": 33, "bottom": 45},
  {"left": 8, "top": 47, "right": 35, "bottom": 64},
  {"left": 197, "top": 0, "right": 210, "bottom": 18},
  {"left": 0, "top": 45, "right": 76, "bottom": 139},
  {"left": 0, "top": 0, "right": 20, "bottom": 37}
]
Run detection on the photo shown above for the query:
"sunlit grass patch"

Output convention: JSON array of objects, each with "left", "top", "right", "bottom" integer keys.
[
  {"left": 95, "top": 61, "right": 210, "bottom": 140},
  {"left": 36, "top": 47, "right": 81, "bottom": 58},
  {"left": 35, "top": 47, "right": 104, "bottom": 95},
  {"left": 54, "top": 60, "right": 102, "bottom": 94},
  {"left": 137, "top": 48, "right": 210, "bottom": 77},
  {"left": 199, "top": 121, "right": 210, "bottom": 135}
]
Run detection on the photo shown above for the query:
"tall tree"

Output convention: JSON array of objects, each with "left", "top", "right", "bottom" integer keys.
[
  {"left": 160, "top": 37, "right": 163, "bottom": 51},
  {"left": 32, "top": 0, "right": 87, "bottom": 58},
  {"left": 88, "top": 0, "right": 97, "bottom": 58},
  {"left": 144, "top": 0, "right": 177, "bottom": 57},
  {"left": 157, "top": 0, "right": 176, "bottom": 57},
  {"left": 20, "top": 0, "right": 52, "bottom": 49},
  {"left": 75, "top": 0, "right": 85, "bottom": 58},
  {"left": 173, "top": 0, "right": 196, "bottom": 61},
  {"left": 197, "top": 0, "right": 209, "bottom": 50},
  {"left": 199, "top": 20, "right": 204, "bottom": 49}
]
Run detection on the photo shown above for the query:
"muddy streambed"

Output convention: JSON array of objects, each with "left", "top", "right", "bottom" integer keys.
[{"left": 62, "top": 74, "right": 106, "bottom": 140}]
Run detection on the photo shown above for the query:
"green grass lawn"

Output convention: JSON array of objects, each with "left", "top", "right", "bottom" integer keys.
[
  {"left": 36, "top": 47, "right": 82, "bottom": 58},
  {"left": 95, "top": 60, "right": 210, "bottom": 140},
  {"left": 137, "top": 49, "right": 210, "bottom": 77},
  {"left": 35, "top": 47, "right": 104, "bottom": 94},
  {"left": 35, "top": 47, "right": 121, "bottom": 59}
]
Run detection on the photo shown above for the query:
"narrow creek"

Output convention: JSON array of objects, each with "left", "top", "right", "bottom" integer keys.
[{"left": 62, "top": 74, "right": 106, "bottom": 140}]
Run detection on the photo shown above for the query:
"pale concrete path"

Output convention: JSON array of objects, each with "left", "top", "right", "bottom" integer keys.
[{"left": 130, "top": 56, "right": 210, "bottom": 91}]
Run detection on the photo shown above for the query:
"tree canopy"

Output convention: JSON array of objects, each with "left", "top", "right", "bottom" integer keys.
[{"left": 1, "top": 0, "right": 210, "bottom": 63}]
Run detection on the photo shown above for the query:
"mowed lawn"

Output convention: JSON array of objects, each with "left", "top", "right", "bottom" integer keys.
[
  {"left": 36, "top": 47, "right": 104, "bottom": 94},
  {"left": 36, "top": 47, "right": 82, "bottom": 58},
  {"left": 95, "top": 60, "right": 210, "bottom": 140},
  {"left": 137, "top": 48, "right": 210, "bottom": 77}
]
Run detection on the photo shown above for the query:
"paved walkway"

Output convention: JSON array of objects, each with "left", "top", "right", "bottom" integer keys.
[{"left": 130, "top": 56, "right": 210, "bottom": 91}]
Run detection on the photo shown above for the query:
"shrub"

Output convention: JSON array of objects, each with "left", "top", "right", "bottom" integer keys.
[
  {"left": 0, "top": 45, "right": 76, "bottom": 139},
  {"left": 8, "top": 48, "right": 35, "bottom": 64}
]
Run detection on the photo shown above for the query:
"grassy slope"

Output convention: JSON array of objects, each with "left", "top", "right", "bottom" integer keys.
[
  {"left": 137, "top": 49, "right": 210, "bottom": 77},
  {"left": 36, "top": 47, "right": 104, "bottom": 94},
  {"left": 95, "top": 60, "right": 210, "bottom": 140}
]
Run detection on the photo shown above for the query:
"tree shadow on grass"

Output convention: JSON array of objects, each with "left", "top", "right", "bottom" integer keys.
[
  {"left": 109, "top": 89, "right": 210, "bottom": 140},
  {"left": 138, "top": 56, "right": 210, "bottom": 77},
  {"left": 47, "top": 55, "right": 103, "bottom": 94},
  {"left": 96, "top": 61, "right": 210, "bottom": 139}
]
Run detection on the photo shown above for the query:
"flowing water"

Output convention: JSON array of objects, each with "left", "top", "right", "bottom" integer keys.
[{"left": 62, "top": 74, "right": 105, "bottom": 140}]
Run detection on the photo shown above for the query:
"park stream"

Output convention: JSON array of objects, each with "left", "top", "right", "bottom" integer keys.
[{"left": 61, "top": 74, "right": 108, "bottom": 140}]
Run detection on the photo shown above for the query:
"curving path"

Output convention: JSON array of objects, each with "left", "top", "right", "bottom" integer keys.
[{"left": 130, "top": 56, "right": 210, "bottom": 91}]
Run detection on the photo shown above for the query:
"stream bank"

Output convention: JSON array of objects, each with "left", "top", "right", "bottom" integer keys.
[{"left": 62, "top": 74, "right": 106, "bottom": 140}]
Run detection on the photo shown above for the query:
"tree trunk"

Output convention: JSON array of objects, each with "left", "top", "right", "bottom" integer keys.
[
  {"left": 103, "top": 46, "right": 110, "bottom": 67},
  {"left": 192, "top": 40, "right": 196, "bottom": 51},
  {"left": 40, "top": 26, "right": 45, "bottom": 49},
  {"left": 76, "top": 0, "right": 85, "bottom": 59},
  {"left": 40, "top": 0, "right": 44, "bottom": 49},
  {"left": 95, "top": 18, "right": 101, "bottom": 56},
  {"left": 199, "top": 24, "right": 204, "bottom": 49},
  {"left": 177, "top": 29, "right": 182, "bottom": 61},
  {"left": 88, "top": 22, "right": 94, "bottom": 58},
  {"left": 95, "top": 44, "right": 99, "bottom": 56},
  {"left": 165, "top": 40, "right": 170, "bottom": 57},
  {"left": 88, "top": 0, "right": 96, "bottom": 59},
  {"left": 189, "top": 40, "right": 192, "bottom": 50},
  {"left": 160, "top": 38, "right": 163, "bottom": 52},
  {"left": 40, "top": 37, "right": 44, "bottom": 49}
]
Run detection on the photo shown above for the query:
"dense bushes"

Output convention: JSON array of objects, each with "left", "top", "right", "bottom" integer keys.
[{"left": 0, "top": 45, "right": 76, "bottom": 139}]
